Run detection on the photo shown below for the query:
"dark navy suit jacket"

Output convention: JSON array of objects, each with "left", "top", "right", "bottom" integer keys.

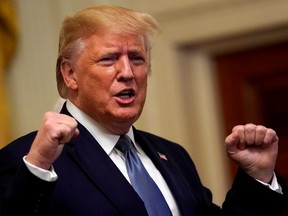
[{"left": 0, "top": 105, "right": 287, "bottom": 215}]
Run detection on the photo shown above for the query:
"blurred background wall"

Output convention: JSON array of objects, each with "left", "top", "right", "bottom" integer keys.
[{"left": 3, "top": 0, "right": 288, "bottom": 205}]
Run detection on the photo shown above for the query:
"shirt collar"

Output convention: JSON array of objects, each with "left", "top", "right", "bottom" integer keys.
[{"left": 65, "top": 100, "right": 136, "bottom": 155}]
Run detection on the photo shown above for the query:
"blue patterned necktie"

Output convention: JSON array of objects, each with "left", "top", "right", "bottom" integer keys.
[{"left": 116, "top": 135, "right": 172, "bottom": 216}]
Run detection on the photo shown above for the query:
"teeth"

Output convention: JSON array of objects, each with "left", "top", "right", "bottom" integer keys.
[
  {"left": 120, "top": 95, "right": 130, "bottom": 99},
  {"left": 118, "top": 90, "right": 133, "bottom": 99},
  {"left": 121, "top": 90, "right": 130, "bottom": 94}
]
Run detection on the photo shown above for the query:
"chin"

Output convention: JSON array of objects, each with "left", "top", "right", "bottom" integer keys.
[{"left": 116, "top": 110, "right": 141, "bottom": 123}]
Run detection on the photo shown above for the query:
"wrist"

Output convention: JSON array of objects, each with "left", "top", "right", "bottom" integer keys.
[{"left": 26, "top": 153, "right": 52, "bottom": 170}]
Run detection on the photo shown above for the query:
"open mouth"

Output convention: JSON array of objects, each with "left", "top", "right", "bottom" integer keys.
[{"left": 116, "top": 90, "right": 135, "bottom": 99}]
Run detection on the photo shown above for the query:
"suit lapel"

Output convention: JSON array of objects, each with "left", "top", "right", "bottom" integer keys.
[
  {"left": 59, "top": 105, "right": 148, "bottom": 216},
  {"left": 134, "top": 129, "right": 198, "bottom": 216},
  {"left": 66, "top": 124, "right": 148, "bottom": 216}
]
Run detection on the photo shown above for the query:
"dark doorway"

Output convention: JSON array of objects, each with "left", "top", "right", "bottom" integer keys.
[{"left": 213, "top": 41, "right": 288, "bottom": 214}]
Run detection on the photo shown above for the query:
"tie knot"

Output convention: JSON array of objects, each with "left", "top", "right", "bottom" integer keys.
[{"left": 115, "top": 135, "right": 133, "bottom": 153}]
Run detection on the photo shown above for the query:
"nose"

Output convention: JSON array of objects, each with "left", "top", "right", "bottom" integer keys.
[{"left": 116, "top": 56, "right": 134, "bottom": 81}]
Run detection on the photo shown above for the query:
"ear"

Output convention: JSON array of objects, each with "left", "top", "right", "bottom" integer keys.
[{"left": 61, "top": 60, "right": 78, "bottom": 90}]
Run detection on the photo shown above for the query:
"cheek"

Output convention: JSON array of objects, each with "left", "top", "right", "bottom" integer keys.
[
  {"left": 77, "top": 74, "right": 105, "bottom": 101},
  {"left": 86, "top": 80, "right": 110, "bottom": 100},
  {"left": 137, "top": 74, "right": 148, "bottom": 100},
  {"left": 138, "top": 73, "right": 148, "bottom": 88},
  {"left": 80, "top": 68, "right": 110, "bottom": 90}
]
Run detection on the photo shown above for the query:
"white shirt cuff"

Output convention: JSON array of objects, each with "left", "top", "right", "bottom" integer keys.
[
  {"left": 256, "top": 173, "right": 282, "bottom": 194},
  {"left": 23, "top": 156, "right": 58, "bottom": 182}
]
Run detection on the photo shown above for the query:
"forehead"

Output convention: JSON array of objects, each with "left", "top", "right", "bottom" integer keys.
[{"left": 84, "top": 29, "right": 148, "bottom": 52}]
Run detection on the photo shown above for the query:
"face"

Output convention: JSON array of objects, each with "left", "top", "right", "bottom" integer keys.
[{"left": 62, "top": 29, "right": 149, "bottom": 134}]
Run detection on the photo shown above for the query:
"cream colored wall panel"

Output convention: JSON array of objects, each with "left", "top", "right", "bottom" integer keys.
[{"left": 157, "top": 0, "right": 288, "bottom": 44}]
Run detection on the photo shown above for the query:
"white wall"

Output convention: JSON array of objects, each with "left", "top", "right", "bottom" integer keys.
[{"left": 7, "top": 0, "right": 288, "bottom": 205}]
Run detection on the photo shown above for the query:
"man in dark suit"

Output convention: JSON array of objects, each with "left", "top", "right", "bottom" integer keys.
[{"left": 0, "top": 5, "right": 287, "bottom": 216}]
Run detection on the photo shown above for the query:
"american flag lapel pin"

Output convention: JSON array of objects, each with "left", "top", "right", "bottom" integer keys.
[{"left": 158, "top": 152, "right": 168, "bottom": 161}]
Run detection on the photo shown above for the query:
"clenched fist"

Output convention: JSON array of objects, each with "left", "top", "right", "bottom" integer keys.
[
  {"left": 26, "top": 112, "right": 79, "bottom": 170},
  {"left": 225, "top": 123, "right": 279, "bottom": 183}
]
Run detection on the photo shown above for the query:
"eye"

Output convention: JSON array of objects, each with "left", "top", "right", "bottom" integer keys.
[
  {"left": 129, "top": 54, "right": 146, "bottom": 65},
  {"left": 98, "top": 55, "right": 118, "bottom": 66}
]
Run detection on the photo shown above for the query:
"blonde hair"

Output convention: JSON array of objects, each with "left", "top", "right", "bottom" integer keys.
[{"left": 56, "top": 5, "right": 159, "bottom": 98}]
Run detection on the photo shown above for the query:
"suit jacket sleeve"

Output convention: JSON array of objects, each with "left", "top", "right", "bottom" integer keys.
[
  {"left": 0, "top": 131, "right": 55, "bottom": 216},
  {"left": 222, "top": 168, "right": 288, "bottom": 216},
  {"left": 0, "top": 162, "right": 56, "bottom": 216},
  {"left": 175, "top": 140, "right": 288, "bottom": 215}
]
